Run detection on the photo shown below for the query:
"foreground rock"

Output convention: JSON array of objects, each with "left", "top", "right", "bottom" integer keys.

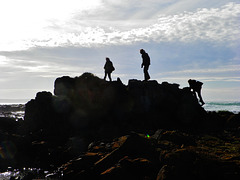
[
  {"left": 1, "top": 126, "right": 240, "bottom": 179},
  {"left": 61, "top": 130, "right": 240, "bottom": 180}
]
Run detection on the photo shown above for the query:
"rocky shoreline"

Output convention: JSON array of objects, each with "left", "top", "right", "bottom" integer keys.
[{"left": 0, "top": 73, "right": 240, "bottom": 179}]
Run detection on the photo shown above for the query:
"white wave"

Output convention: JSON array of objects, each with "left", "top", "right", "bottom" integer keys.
[{"left": 204, "top": 101, "right": 240, "bottom": 113}]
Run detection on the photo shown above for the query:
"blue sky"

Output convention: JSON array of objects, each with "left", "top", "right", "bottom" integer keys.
[{"left": 0, "top": 0, "right": 239, "bottom": 102}]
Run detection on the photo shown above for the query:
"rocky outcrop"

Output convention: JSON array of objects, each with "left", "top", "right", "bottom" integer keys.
[{"left": 24, "top": 72, "right": 206, "bottom": 141}]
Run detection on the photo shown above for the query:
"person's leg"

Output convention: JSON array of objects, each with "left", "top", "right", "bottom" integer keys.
[
  {"left": 143, "top": 65, "right": 150, "bottom": 81},
  {"left": 108, "top": 72, "right": 112, "bottom": 82},
  {"left": 104, "top": 72, "right": 107, "bottom": 80}
]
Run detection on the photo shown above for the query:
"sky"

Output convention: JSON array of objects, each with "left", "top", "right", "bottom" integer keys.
[{"left": 0, "top": 0, "right": 239, "bottom": 102}]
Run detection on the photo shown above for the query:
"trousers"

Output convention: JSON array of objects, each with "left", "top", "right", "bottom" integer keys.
[{"left": 143, "top": 65, "right": 150, "bottom": 81}]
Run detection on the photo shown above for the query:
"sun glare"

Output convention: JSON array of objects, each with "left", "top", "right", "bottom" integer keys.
[{"left": 0, "top": 0, "right": 102, "bottom": 51}]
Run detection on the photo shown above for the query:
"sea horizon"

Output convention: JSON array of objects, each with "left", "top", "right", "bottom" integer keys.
[{"left": 0, "top": 99, "right": 30, "bottom": 105}]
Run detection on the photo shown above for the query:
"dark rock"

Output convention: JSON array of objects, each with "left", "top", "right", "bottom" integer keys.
[
  {"left": 0, "top": 117, "right": 19, "bottom": 134},
  {"left": 226, "top": 113, "right": 240, "bottom": 129},
  {"left": 24, "top": 91, "right": 55, "bottom": 133},
  {"left": 93, "top": 133, "right": 157, "bottom": 174},
  {"left": 160, "top": 148, "right": 196, "bottom": 166},
  {"left": 23, "top": 73, "right": 207, "bottom": 143},
  {"left": 204, "top": 111, "right": 228, "bottom": 131},
  {"left": 100, "top": 156, "right": 154, "bottom": 180},
  {"left": 157, "top": 130, "right": 196, "bottom": 146},
  {"left": 62, "top": 152, "right": 102, "bottom": 179},
  {"left": 54, "top": 76, "right": 75, "bottom": 96},
  {"left": 24, "top": 91, "right": 71, "bottom": 140},
  {"left": 61, "top": 133, "right": 159, "bottom": 179},
  {"left": 158, "top": 149, "right": 202, "bottom": 180}
]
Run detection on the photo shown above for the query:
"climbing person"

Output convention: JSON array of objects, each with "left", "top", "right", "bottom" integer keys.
[
  {"left": 104, "top": 57, "right": 115, "bottom": 81},
  {"left": 140, "top": 49, "right": 150, "bottom": 81},
  {"left": 188, "top": 79, "right": 205, "bottom": 106}
]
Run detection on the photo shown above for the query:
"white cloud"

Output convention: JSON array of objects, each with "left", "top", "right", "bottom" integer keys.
[
  {"left": 101, "top": 2, "right": 240, "bottom": 44},
  {"left": 1, "top": 2, "right": 239, "bottom": 51}
]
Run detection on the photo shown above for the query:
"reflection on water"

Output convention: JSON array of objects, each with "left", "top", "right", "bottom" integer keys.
[
  {"left": 0, "top": 111, "right": 25, "bottom": 120},
  {"left": 0, "top": 104, "right": 25, "bottom": 120},
  {"left": 0, "top": 167, "right": 63, "bottom": 180}
]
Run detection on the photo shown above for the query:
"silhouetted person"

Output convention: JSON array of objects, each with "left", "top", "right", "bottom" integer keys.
[
  {"left": 188, "top": 79, "right": 205, "bottom": 106},
  {"left": 140, "top": 49, "right": 150, "bottom": 81},
  {"left": 104, "top": 57, "right": 115, "bottom": 81}
]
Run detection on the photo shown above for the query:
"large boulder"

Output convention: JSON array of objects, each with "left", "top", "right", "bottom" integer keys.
[{"left": 24, "top": 91, "right": 71, "bottom": 141}]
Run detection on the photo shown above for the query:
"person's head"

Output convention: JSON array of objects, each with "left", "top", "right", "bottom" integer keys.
[
  {"left": 106, "top": 57, "right": 110, "bottom": 61},
  {"left": 140, "top": 49, "right": 145, "bottom": 54}
]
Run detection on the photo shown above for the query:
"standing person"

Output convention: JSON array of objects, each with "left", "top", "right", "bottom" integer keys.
[
  {"left": 188, "top": 79, "right": 205, "bottom": 106},
  {"left": 140, "top": 49, "right": 150, "bottom": 81},
  {"left": 104, "top": 57, "right": 115, "bottom": 81}
]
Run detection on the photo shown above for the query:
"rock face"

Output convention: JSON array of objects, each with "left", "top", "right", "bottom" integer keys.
[{"left": 24, "top": 72, "right": 206, "bottom": 141}]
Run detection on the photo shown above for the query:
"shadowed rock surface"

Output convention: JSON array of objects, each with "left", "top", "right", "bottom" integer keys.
[{"left": 24, "top": 73, "right": 207, "bottom": 140}]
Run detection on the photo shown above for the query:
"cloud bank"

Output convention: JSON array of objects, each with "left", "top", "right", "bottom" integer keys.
[{"left": 0, "top": 2, "right": 239, "bottom": 51}]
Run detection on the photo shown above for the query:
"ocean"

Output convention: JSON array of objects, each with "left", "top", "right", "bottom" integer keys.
[{"left": 203, "top": 101, "right": 240, "bottom": 114}]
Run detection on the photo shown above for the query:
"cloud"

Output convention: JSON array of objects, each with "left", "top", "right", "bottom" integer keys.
[
  {"left": 27, "top": 3, "right": 240, "bottom": 48},
  {"left": 92, "top": 2, "right": 240, "bottom": 44},
  {"left": 0, "top": 2, "right": 239, "bottom": 51}
]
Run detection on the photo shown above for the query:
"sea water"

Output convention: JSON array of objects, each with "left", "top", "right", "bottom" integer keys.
[{"left": 204, "top": 101, "right": 240, "bottom": 114}]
